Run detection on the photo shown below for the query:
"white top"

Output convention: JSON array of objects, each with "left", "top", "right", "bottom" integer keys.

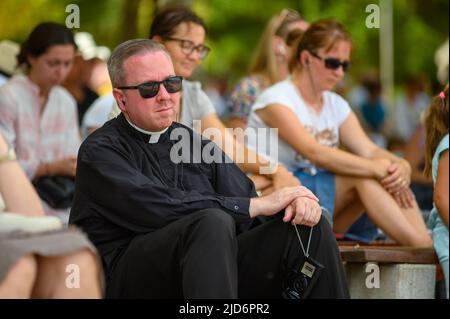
[
  {"left": 394, "top": 92, "right": 429, "bottom": 141},
  {"left": 0, "top": 75, "right": 80, "bottom": 178},
  {"left": 109, "top": 79, "right": 216, "bottom": 131},
  {"left": 81, "top": 92, "right": 115, "bottom": 138},
  {"left": 247, "top": 78, "right": 351, "bottom": 173},
  {"left": 180, "top": 80, "right": 216, "bottom": 128}
]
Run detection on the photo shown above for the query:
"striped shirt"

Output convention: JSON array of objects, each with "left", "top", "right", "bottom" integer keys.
[{"left": 0, "top": 75, "right": 80, "bottom": 179}]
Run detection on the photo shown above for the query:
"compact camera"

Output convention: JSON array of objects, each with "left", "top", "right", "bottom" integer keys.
[{"left": 282, "top": 254, "right": 324, "bottom": 299}]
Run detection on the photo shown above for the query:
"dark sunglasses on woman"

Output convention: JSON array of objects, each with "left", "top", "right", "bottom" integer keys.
[
  {"left": 309, "top": 51, "right": 350, "bottom": 72},
  {"left": 117, "top": 76, "right": 183, "bottom": 98}
]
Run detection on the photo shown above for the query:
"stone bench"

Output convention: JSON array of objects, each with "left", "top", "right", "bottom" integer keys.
[{"left": 339, "top": 244, "right": 440, "bottom": 299}]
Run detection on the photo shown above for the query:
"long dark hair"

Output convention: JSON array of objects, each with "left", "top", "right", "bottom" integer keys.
[
  {"left": 424, "top": 83, "right": 449, "bottom": 177},
  {"left": 17, "top": 22, "right": 76, "bottom": 67},
  {"left": 149, "top": 5, "right": 207, "bottom": 39}
]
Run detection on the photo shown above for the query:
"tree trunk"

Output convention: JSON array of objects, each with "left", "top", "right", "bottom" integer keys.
[{"left": 121, "top": 0, "right": 142, "bottom": 42}]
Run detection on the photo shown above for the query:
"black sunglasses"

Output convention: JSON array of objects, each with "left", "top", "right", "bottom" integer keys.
[
  {"left": 117, "top": 76, "right": 183, "bottom": 98},
  {"left": 309, "top": 51, "right": 350, "bottom": 72}
]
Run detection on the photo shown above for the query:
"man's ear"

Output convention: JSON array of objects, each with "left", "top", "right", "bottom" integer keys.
[{"left": 113, "top": 88, "right": 127, "bottom": 113}]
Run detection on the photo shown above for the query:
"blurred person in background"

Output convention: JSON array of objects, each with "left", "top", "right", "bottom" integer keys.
[
  {"left": 227, "top": 9, "right": 309, "bottom": 130},
  {"left": 0, "top": 22, "right": 80, "bottom": 221},
  {"left": 246, "top": 18, "right": 431, "bottom": 247}
]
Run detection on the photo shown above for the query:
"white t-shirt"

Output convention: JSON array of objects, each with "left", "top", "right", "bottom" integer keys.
[
  {"left": 81, "top": 92, "right": 115, "bottom": 138},
  {"left": 179, "top": 80, "right": 216, "bottom": 129},
  {"left": 247, "top": 78, "right": 351, "bottom": 173}
]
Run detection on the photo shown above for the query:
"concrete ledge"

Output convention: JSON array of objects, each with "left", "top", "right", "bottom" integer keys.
[
  {"left": 339, "top": 246, "right": 438, "bottom": 299},
  {"left": 344, "top": 262, "right": 436, "bottom": 299}
]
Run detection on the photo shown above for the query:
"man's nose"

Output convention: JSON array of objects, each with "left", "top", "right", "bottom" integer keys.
[{"left": 156, "top": 83, "right": 171, "bottom": 99}]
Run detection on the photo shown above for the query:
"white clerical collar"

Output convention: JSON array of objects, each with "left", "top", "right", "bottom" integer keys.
[{"left": 125, "top": 117, "right": 168, "bottom": 144}]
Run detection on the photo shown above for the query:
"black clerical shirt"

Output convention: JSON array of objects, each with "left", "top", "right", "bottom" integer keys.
[{"left": 69, "top": 114, "right": 257, "bottom": 260}]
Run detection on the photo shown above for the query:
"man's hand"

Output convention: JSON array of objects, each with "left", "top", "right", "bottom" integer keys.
[
  {"left": 249, "top": 186, "right": 318, "bottom": 218},
  {"left": 283, "top": 196, "right": 322, "bottom": 227}
]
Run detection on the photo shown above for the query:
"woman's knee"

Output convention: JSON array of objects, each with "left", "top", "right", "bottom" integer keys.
[
  {"left": 0, "top": 255, "right": 37, "bottom": 298},
  {"left": 38, "top": 248, "right": 100, "bottom": 285},
  {"left": 13, "top": 255, "right": 37, "bottom": 278},
  {"left": 57, "top": 249, "right": 99, "bottom": 275}
]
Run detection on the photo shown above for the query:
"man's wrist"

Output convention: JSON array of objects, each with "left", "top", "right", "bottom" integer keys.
[{"left": 249, "top": 197, "right": 261, "bottom": 218}]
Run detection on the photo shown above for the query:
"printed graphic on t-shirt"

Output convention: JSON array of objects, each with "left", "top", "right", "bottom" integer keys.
[{"left": 295, "top": 126, "right": 338, "bottom": 164}]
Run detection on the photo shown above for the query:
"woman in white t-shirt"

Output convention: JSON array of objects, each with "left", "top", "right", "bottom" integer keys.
[{"left": 247, "top": 18, "right": 431, "bottom": 247}]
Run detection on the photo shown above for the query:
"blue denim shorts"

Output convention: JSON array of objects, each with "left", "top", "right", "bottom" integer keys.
[{"left": 293, "top": 169, "right": 335, "bottom": 224}]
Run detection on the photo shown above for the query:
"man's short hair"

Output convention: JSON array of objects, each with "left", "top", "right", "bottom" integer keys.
[{"left": 107, "top": 39, "right": 171, "bottom": 87}]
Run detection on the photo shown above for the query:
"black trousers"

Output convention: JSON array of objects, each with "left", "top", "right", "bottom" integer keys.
[{"left": 105, "top": 209, "right": 349, "bottom": 299}]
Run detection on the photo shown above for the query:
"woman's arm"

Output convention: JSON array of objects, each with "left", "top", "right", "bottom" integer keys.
[
  {"left": 200, "top": 113, "right": 300, "bottom": 189},
  {"left": 256, "top": 104, "right": 389, "bottom": 178},
  {"left": 339, "top": 111, "right": 412, "bottom": 194},
  {"left": 0, "top": 134, "right": 44, "bottom": 216},
  {"left": 434, "top": 150, "right": 449, "bottom": 227}
]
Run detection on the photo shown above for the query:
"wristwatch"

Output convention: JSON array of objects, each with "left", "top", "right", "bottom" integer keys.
[{"left": 0, "top": 147, "right": 16, "bottom": 164}]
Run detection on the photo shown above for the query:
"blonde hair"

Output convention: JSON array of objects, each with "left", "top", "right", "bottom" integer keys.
[
  {"left": 424, "top": 83, "right": 449, "bottom": 176},
  {"left": 249, "top": 9, "right": 306, "bottom": 85},
  {"left": 289, "top": 18, "right": 351, "bottom": 73}
]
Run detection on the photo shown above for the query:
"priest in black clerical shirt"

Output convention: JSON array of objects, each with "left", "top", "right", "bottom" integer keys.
[{"left": 69, "top": 39, "right": 349, "bottom": 299}]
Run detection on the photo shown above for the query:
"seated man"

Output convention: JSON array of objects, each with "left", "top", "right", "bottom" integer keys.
[{"left": 69, "top": 39, "right": 349, "bottom": 299}]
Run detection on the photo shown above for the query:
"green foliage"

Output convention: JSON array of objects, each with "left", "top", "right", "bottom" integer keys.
[{"left": 0, "top": 0, "right": 448, "bottom": 86}]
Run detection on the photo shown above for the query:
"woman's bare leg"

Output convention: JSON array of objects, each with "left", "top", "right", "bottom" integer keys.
[
  {"left": 31, "top": 249, "right": 102, "bottom": 298},
  {"left": 0, "top": 255, "right": 37, "bottom": 298},
  {"left": 333, "top": 175, "right": 432, "bottom": 247},
  {"left": 332, "top": 177, "right": 365, "bottom": 233}
]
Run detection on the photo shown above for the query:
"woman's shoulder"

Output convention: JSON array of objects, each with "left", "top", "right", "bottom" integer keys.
[
  {"left": 323, "top": 90, "right": 349, "bottom": 104},
  {"left": 253, "top": 79, "right": 297, "bottom": 111},
  {"left": 0, "top": 74, "right": 28, "bottom": 92},
  {"left": 436, "top": 134, "right": 449, "bottom": 153},
  {"left": 234, "top": 74, "right": 268, "bottom": 91},
  {"left": 182, "top": 79, "right": 202, "bottom": 92},
  {"left": 0, "top": 75, "right": 36, "bottom": 105},
  {"left": 259, "top": 79, "right": 293, "bottom": 98}
]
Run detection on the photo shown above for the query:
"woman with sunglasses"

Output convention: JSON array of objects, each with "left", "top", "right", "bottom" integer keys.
[
  {"left": 227, "top": 8, "right": 309, "bottom": 130},
  {"left": 110, "top": 5, "right": 300, "bottom": 193},
  {"left": 247, "top": 18, "right": 431, "bottom": 247}
]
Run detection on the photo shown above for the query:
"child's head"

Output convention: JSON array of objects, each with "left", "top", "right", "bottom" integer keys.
[{"left": 424, "top": 83, "right": 449, "bottom": 176}]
